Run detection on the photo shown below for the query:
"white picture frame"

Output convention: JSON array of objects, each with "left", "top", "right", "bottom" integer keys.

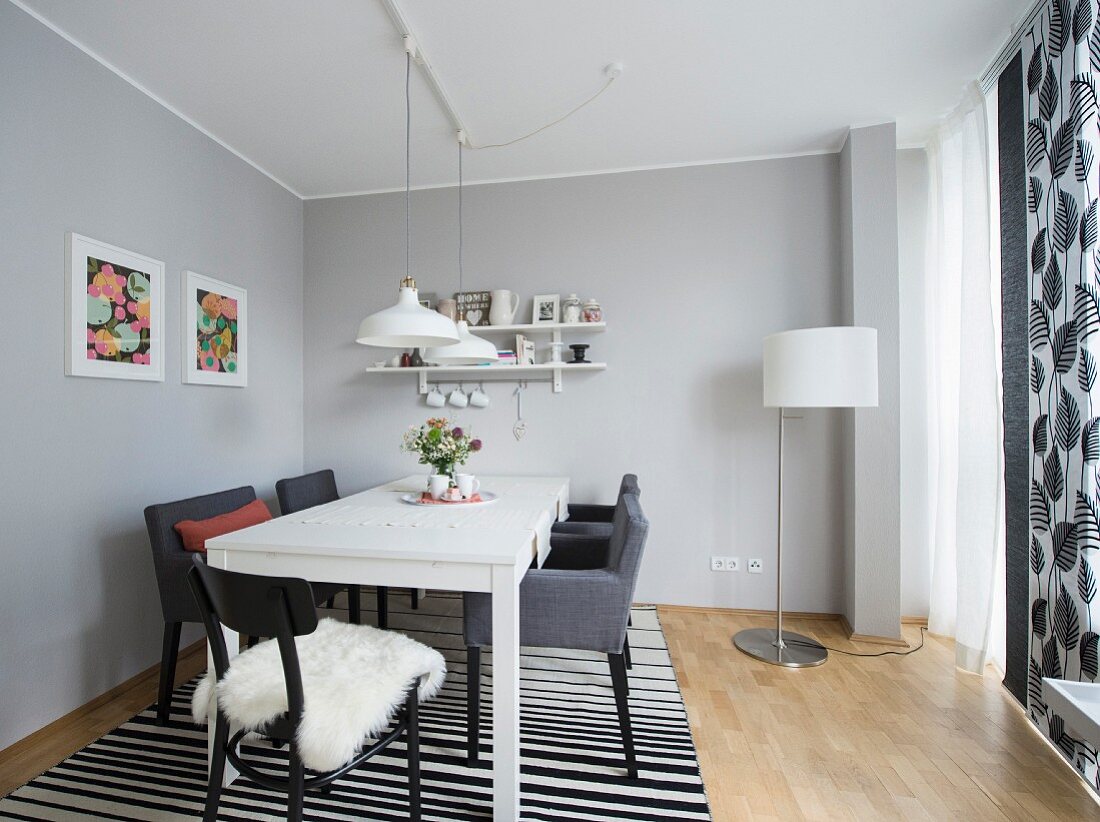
[
  {"left": 65, "top": 233, "right": 165, "bottom": 381},
  {"left": 182, "top": 270, "right": 248, "bottom": 387},
  {"left": 532, "top": 293, "right": 560, "bottom": 324}
]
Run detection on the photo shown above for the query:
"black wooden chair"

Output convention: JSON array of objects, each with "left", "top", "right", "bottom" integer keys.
[
  {"left": 188, "top": 558, "right": 433, "bottom": 822},
  {"left": 276, "top": 469, "right": 419, "bottom": 628},
  {"left": 463, "top": 492, "right": 649, "bottom": 777},
  {"left": 143, "top": 486, "right": 352, "bottom": 725}
]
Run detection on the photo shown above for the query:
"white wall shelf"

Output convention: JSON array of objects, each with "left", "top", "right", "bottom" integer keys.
[
  {"left": 363, "top": 321, "right": 607, "bottom": 394},
  {"left": 457, "top": 322, "right": 605, "bottom": 335},
  {"left": 365, "top": 362, "right": 607, "bottom": 394}
]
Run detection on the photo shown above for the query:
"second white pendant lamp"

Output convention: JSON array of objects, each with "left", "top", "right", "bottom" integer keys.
[
  {"left": 424, "top": 135, "right": 498, "bottom": 365},
  {"left": 355, "top": 41, "right": 459, "bottom": 350}
]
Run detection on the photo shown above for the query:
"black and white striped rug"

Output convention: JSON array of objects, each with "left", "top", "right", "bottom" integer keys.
[{"left": 0, "top": 593, "right": 710, "bottom": 820}]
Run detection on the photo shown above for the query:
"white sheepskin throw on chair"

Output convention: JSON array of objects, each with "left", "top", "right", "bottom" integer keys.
[{"left": 191, "top": 618, "right": 446, "bottom": 772}]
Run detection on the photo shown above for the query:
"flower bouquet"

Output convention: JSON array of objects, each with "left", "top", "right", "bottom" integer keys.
[{"left": 402, "top": 417, "right": 482, "bottom": 481}]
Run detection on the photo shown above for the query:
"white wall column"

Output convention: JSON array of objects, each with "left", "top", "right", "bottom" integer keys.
[{"left": 839, "top": 123, "right": 903, "bottom": 640}]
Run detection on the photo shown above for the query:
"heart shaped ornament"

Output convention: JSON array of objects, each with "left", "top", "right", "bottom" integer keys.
[
  {"left": 466, "top": 309, "right": 483, "bottom": 326},
  {"left": 513, "top": 420, "right": 527, "bottom": 440}
]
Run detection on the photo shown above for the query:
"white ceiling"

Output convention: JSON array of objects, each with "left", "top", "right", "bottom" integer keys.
[{"left": 15, "top": 0, "right": 1031, "bottom": 198}]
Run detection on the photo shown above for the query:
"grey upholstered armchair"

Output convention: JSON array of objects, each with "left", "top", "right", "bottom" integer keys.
[
  {"left": 545, "top": 474, "right": 640, "bottom": 571},
  {"left": 551, "top": 473, "right": 640, "bottom": 538},
  {"left": 463, "top": 492, "right": 649, "bottom": 778},
  {"left": 144, "top": 485, "right": 350, "bottom": 725}
]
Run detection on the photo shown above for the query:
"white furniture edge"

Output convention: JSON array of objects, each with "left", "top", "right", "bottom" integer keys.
[{"left": 1043, "top": 677, "right": 1100, "bottom": 748}]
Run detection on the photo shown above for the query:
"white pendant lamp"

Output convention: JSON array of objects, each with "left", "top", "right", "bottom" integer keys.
[
  {"left": 423, "top": 135, "right": 498, "bottom": 365},
  {"left": 355, "top": 44, "right": 459, "bottom": 350}
]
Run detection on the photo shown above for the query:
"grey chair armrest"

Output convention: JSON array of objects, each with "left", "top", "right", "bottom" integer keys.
[
  {"left": 545, "top": 533, "right": 611, "bottom": 570},
  {"left": 520, "top": 568, "right": 630, "bottom": 652},
  {"left": 566, "top": 503, "right": 616, "bottom": 522}
]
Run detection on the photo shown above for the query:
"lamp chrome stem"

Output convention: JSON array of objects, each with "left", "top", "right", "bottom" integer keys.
[
  {"left": 732, "top": 408, "right": 827, "bottom": 668},
  {"left": 774, "top": 407, "right": 785, "bottom": 649}
]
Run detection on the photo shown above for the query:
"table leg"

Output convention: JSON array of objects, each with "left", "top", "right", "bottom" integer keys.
[{"left": 491, "top": 564, "right": 521, "bottom": 822}]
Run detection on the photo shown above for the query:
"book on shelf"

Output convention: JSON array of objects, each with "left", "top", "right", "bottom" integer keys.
[{"left": 514, "top": 335, "right": 536, "bottom": 365}]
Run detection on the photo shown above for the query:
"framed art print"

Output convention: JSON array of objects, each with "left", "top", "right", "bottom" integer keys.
[
  {"left": 183, "top": 271, "right": 247, "bottom": 387},
  {"left": 65, "top": 233, "right": 165, "bottom": 381}
]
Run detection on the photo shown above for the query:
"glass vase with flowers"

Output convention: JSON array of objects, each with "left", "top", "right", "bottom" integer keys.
[{"left": 402, "top": 417, "right": 482, "bottom": 488}]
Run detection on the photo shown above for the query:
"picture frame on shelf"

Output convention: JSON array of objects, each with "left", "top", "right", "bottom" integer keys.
[
  {"left": 182, "top": 270, "right": 247, "bottom": 387},
  {"left": 65, "top": 232, "right": 165, "bottom": 382},
  {"left": 455, "top": 290, "right": 491, "bottom": 326},
  {"left": 532, "top": 293, "right": 560, "bottom": 324}
]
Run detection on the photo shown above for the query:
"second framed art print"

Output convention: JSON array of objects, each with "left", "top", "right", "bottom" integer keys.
[{"left": 182, "top": 271, "right": 247, "bottom": 387}]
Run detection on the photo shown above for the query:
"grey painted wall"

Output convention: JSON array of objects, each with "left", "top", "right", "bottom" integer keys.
[
  {"left": 897, "top": 148, "right": 931, "bottom": 618},
  {"left": 303, "top": 156, "right": 847, "bottom": 611},
  {"left": 839, "top": 124, "right": 903, "bottom": 639},
  {"left": 0, "top": 1, "right": 304, "bottom": 750}
]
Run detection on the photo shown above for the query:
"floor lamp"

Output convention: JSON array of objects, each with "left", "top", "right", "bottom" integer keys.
[{"left": 733, "top": 326, "right": 879, "bottom": 668}]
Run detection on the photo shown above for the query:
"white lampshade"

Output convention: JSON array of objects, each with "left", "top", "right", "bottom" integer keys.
[
  {"left": 356, "top": 285, "right": 460, "bottom": 348},
  {"left": 423, "top": 320, "right": 499, "bottom": 365},
  {"left": 763, "top": 326, "right": 878, "bottom": 408}
]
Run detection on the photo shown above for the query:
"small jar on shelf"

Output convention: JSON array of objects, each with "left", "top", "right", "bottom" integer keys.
[
  {"left": 562, "top": 294, "right": 582, "bottom": 324},
  {"left": 582, "top": 298, "right": 603, "bottom": 323}
]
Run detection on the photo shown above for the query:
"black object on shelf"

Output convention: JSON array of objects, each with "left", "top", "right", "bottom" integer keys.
[{"left": 568, "top": 344, "right": 590, "bottom": 364}]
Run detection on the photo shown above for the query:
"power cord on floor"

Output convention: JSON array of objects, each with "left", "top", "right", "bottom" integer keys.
[{"left": 784, "top": 626, "right": 928, "bottom": 657}]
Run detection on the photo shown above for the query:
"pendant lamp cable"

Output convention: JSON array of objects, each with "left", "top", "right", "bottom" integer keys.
[
  {"left": 405, "top": 49, "right": 411, "bottom": 282},
  {"left": 457, "top": 137, "right": 463, "bottom": 293},
  {"left": 463, "top": 73, "right": 619, "bottom": 150}
]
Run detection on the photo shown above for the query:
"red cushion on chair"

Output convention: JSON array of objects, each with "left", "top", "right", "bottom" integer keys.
[{"left": 173, "top": 498, "right": 272, "bottom": 553}]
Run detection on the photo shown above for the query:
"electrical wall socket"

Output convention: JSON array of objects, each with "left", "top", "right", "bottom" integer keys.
[
  {"left": 710, "top": 556, "right": 740, "bottom": 572},
  {"left": 747, "top": 558, "right": 763, "bottom": 574}
]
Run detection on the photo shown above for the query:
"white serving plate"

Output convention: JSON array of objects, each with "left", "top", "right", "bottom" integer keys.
[{"left": 400, "top": 491, "right": 499, "bottom": 507}]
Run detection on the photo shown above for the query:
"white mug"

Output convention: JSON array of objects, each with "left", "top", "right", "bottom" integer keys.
[
  {"left": 456, "top": 473, "right": 480, "bottom": 499},
  {"left": 448, "top": 387, "right": 468, "bottom": 407},
  {"left": 426, "top": 387, "right": 446, "bottom": 408},
  {"left": 489, "top": 290, "right": 519, "bottom": 325},
  {"left": 469, "top": 387, "right": 490, "bottom": 408},
  {"left": 428, "top": 474, "right": 450, "bottom": 500}
]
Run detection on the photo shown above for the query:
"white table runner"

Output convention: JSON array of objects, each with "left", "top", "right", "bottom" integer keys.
[{"left": 292, "top": 486, "right": 556, "bottom": 562}]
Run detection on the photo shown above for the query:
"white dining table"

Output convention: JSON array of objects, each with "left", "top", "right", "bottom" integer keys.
[{"left": 204, "top": 474, "right": 570, "bottom": 822}]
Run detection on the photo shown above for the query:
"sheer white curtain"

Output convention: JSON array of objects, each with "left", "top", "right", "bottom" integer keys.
[{"left": 924, "top": 83, "right": 1006, "bottom": 674}]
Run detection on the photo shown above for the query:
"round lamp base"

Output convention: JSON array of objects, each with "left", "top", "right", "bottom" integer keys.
[{"left": 733, "top": 628, "right": 828, "bottom": 668}]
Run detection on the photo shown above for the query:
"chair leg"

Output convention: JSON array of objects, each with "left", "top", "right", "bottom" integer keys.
[
  {"left": 467, "top": 646, "right": 481, "bottom": 767},
  {"left": 325, "top": 596, "right": 335, "bottom": 609},
  {"left": 287, "top": 743, "right": 306, "bottom": 822},
  {"left": 203, "top": 713, "right": 229, "bottom": 822},
  {"left": 348, "top": 585, "right": 362, "bottom": 625},
  {"left": 410, "top": 588, "right": 419, "bottom": 609},
  {"left": 623, "top": 634, "right": 633, "bottom": 670},
  {"left": 156, "top": 621, "right": 182, "bottom": 726},
  {"left": 377, "top": 585, "right": 389, "bottom": 629},
  {"left": 609, "top": 653, "right": 638, "bottom": 778},
  {"left": 246, "top": 635, "right": 258, "bottom": 649},
  {"left": 406, "top": 686, "right": 421, "bottom": 821}
]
